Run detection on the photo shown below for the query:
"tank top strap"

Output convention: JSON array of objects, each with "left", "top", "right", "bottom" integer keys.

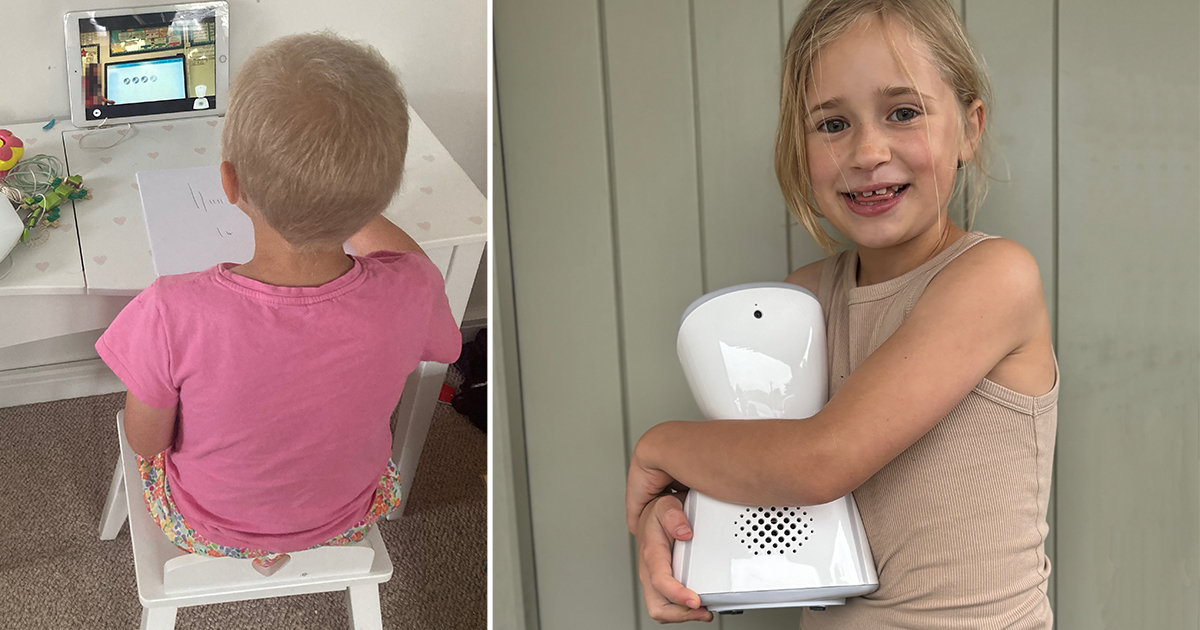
[
  {"left": 817, "top": 249, "right": 851, "bottom": 315},
  {"left": 901, "top": 232, "right": 1000, "bottom": 317}
]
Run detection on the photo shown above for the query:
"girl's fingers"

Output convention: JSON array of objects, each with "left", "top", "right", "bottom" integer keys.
[
  {"left": 640, "top": 503, "right": 702, "bottom": 610},
  {"left": 641, "top": 562, "right": 713, "bottom": 623},
  {"left": 635, "top": 492, "right": 712, "bottom": 622},
  {"left": 658, "top": 499, "right": 692, "bottom": 540},
  {"left": 649, "top": 570, "right": 702, "bottom": 613}
]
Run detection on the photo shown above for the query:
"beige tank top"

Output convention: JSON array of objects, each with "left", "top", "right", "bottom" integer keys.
[{"left": 799, "top": 232, "right": 1058, "bottom": 630}]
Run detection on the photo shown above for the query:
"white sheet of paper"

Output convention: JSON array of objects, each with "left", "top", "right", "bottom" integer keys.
[{"left": 136, "top": 165, "right": 253, "bottom": 276}]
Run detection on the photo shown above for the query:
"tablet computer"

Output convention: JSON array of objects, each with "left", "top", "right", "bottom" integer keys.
[{"left": 65, "top": 2, "right": 229, "bottom": 127}]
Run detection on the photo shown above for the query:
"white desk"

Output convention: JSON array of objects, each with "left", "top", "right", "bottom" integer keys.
[{"left": 0, "top": 110, "right": 486, "bottom": 520}]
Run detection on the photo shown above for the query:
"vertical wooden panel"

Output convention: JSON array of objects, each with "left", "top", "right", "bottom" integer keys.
[
  {"left": 963, "top": 0, "right": 1057, "bottom": 610},
  {"left": 966, "top": 0, "right": 1056, "bottom": 328},
  {"left": 1056, "top": 0, "right": 1200, "bottom": 628},
  {"left": 602, "top": 2, "right": 709, "bottom": 627},
  {"left": 494, "top": 84, "right": 540, "bottom": 630},
  {"left": 694, "top": 1, "right": 791, "bottom": 291},
  {"left": 605, "top": 0, "right": 705, "bottom": 438},
  {"left": 780, "top": 0, "right": 836, "bottom": 275},
  {"left": 495, "top": 1, "right": 637, "bottom": 628}
]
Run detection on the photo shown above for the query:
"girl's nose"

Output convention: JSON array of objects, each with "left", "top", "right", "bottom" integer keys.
[{"left": 852, "top": 125, "right": 890, "bottom": 170}]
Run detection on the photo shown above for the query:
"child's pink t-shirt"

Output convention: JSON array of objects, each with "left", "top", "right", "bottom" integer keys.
[{"left": 95, "top": 251, "right": 461, "bottom": 552}]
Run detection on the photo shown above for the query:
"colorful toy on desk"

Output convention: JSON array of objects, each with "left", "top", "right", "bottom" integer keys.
[
  {"left": 0, "top": 129, "right": 24, "bottom": 179},
  {"left": 18, "top": 174, "right": 91, "bottom": 242}
]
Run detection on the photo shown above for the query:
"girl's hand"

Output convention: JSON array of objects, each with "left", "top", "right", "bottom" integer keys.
[
  {"left": 626, "top": 426, "right": 680, "bottom": 534},
  {"left": 636, "top": 493, "right": 713, "bottom": 624}
]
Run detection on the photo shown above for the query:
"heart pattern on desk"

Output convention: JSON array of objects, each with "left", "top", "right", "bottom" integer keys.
[
  {"left": 40, "top": 112, "right": 481, "bottom": 295},
  {"left": 35, "top": 262, "right": 49, "bottom": 272},
  {"left": 26, "top": 137, "right": 37, "bottom": 145}
]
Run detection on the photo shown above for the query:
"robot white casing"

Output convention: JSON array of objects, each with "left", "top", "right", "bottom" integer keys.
[
  {"left": 0, "top": 202, "right": 23, "bottom": 280},
  {"left": 672, "top": 282, "right": 879, "bottom": 612}
]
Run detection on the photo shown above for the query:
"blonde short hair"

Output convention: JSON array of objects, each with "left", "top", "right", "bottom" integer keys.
[
  {"left": 775, "top": 0, "right": 993, "bottom": 253},
  {"left": 222, "top": 31, "right": 409, "bottom": 252}
]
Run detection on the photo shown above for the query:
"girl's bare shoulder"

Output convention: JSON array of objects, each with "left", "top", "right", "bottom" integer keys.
[
  {"left": 784, "top": 259, "right": 825, "bottom": 295},
  {"left": 934, "top": 237, "right": 1055, "bottom": 396},
  {"left": 937, "top": 237, "right": 1045, "bottom": 305}
]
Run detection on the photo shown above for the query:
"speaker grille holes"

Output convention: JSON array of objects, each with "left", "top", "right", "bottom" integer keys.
[{"left": 734, "top": 507, "right": 814, "bottom": 555}]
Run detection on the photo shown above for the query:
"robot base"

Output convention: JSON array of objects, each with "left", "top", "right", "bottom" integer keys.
[
  {"left": 715, "top": 599, "right": 844, "bottom": 614},
  {"left": 701, "top": 583, "right": 875, "bottom": 613}
]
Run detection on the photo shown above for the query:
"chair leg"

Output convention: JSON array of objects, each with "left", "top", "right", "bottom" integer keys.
[
  {"left": 99, "top": 458, "right": 128, "bottom": 540},
  {"left": 345, "top": 583, "right": 383, "bottom": 630},
  {"left": 139, "top": 606, "right": 177, "bottom": 630}
]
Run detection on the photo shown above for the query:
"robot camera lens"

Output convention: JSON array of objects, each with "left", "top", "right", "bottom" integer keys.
[{"left": 754, "top": 310, "right": 762, "bottom": 319}]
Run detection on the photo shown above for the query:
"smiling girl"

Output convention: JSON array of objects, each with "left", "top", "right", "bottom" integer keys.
[{"left": 626, "top": 1, "right": 1058, "bottom": 628}]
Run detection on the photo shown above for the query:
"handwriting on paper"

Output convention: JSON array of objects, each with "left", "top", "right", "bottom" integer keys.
[
  {"left": 136, "top": 165, "right": 254, "bottom": 276},
  {"left": 186, "top": 183, "right": 239, "bottom": 238}
]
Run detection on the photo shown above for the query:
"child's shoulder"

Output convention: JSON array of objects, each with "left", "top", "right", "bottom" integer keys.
[
  {"left": 784, "top": 250, "right": 846, "bottom": 296},
  {"left": 941, "top": 235, "right": 1043, "bottom": 298},
  {"left": 921, "top": 235, "right": 1047, "bottom": 332},
  {"left": 357, "top": 250, "right": 441, "bottom": 284},
  {"left": 139, "top": 269, "right": 211, "bottom": 305},
  {"left": 784, "top": 260, "right": 822, "bottom": 295}
]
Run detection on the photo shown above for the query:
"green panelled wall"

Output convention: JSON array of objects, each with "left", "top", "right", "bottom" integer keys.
[{"left": 495, "top": 1, "right": 1199, "bottom": 628}]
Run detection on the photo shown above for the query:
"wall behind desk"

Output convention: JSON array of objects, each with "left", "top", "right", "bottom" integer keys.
[
  {"left": 1, "top": 0, "right": 488, "bottom": 327},
  {"left": 0, "top": 0, "right": 486, "bottom": 193}
]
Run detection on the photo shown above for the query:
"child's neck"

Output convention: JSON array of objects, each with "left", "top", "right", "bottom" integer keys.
[
  {"left": 229, "top": 218, "right": 354, "bottom": 288},
  {"left": 856, "top": 222, "right": 966, "bottom": 287}
]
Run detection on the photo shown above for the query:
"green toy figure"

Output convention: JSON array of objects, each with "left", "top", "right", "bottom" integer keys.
[{"left": 18, "top": 174, "right": 90, "bottom": 242}]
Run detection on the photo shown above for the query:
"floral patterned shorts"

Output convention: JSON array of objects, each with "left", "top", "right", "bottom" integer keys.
[{"left": 137, "top": 453, "right": 402, "bottom": 568}]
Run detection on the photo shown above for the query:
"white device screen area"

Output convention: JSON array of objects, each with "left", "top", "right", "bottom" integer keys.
[
  {"left": 77, "top": 6, "right": 219, "bottom": 121},
  {"left": 105, "top": 56, "right": 187, "bottom": 104}
]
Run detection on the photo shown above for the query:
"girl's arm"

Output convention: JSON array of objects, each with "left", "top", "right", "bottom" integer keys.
[
  {"left": 627, "top": 238, "right": 1053, "bottom": 531},
  {"left": 347, "top": 214, "right": 427, "bottom": 257},
  {"left": 123, "top": 390, "right": 178, "bottom": 458}
]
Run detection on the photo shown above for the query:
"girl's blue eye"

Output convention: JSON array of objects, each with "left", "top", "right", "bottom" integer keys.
[
  {"left": 890, "top": 107, "right": 920, "bottom": 122},
  {"left": 818, "top": 119, "right": 847, "bottom": 133}
]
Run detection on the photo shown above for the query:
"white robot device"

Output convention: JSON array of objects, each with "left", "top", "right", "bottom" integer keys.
[
  {"left": 672, "top": 282, "right": 879, "bottom": 613},
  {"left": 0, "top": 202, "right": 23, "bottom": 281}
]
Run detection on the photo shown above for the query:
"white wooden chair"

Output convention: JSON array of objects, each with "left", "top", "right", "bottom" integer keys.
[{"left": 99, "top": 411, "right": 393, "bottom": 629}]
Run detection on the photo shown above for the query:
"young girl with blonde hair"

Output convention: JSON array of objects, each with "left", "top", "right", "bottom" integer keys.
[{"left": 627, "top": 1, "right": 1058, "bottom": 627}]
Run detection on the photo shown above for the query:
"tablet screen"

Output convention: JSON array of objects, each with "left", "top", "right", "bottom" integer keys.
[
  {"left": 106, "top": 56, "right": 187, "bottom": 104},
  {"left": 78, "top": 8, "right": 218, "bottom": 121}
]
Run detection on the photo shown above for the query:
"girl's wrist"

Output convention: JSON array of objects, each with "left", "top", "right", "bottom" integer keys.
[{"left": 639, "top": 420, "right": 685, "bottom": 473}]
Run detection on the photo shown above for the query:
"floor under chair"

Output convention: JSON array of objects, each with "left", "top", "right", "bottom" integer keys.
[{"left": 0, "top": 372, "right": 486, "bottom": 630}]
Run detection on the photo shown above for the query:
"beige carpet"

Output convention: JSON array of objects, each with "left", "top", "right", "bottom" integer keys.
[{"left": 0, "top": 386, "right": 486, "bottom": 629}]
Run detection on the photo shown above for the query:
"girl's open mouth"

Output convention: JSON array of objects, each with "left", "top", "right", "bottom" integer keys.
[{"left": 843, "top": 184, "right": 908, "bottom": 217}]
